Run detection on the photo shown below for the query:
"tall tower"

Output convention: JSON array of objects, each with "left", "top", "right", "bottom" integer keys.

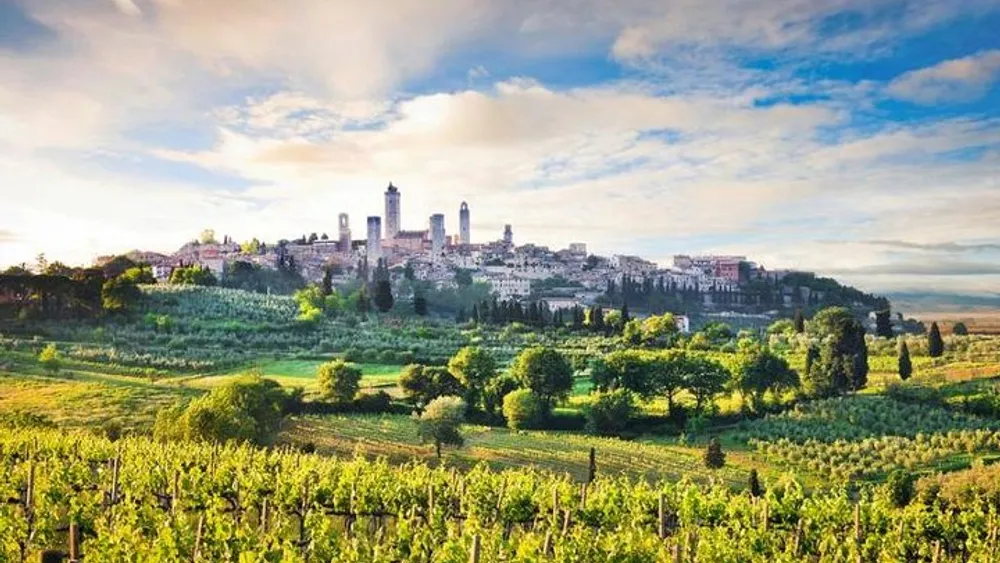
[
  {"left": 459, "top": 202, "right": 470, "bottom": 245},
  {"left": 338, "top": 213, "right": 351, "bottom": 252},
  {"left": 366, "top": 216, "right": 382, "bottom": 260},
  {"left": 430, "top": 214, "right": 446, "bottom": 257},
  {"left": 384, "top": 183, "right": 400, "bottom": 239},
  {"left": 503, "top": 224, "right": 513, "bottom": 246}
]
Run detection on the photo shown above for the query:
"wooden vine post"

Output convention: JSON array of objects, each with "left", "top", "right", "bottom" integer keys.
[
  {"left": 68, "top": 520, "right": 80, "bottom": 562},
  {"left": 469, "top": 534, "right": 481, "bottom": 563},
  {"left": 587, "top": 447, "right": 596, "bottom": 484},
  {"left": 658, "top": 492, "right": 667, "bottom": 540}
]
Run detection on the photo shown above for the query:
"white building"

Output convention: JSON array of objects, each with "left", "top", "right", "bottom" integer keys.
[
  {"left": 475, "top": 273, "right": 531, "bottom": 300},
  {"left": 674, "top": 315, "right": 691, "bottom": 334}
]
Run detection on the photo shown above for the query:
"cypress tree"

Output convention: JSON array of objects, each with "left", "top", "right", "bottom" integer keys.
[
  {"left": 413, "top": 294, "right": 427, "bottom": 316},
  {"left": 928, "top": 322, "right": 945, "bottom": 358},
  {"left": 621, "top": 301, "right": 630, "bottom": 324},
  {"left": 470, "top": 305, "right": 479, "bottom": 324},
  {"left": 793, "top": 309, "right": 805, "bottom": 333},
  {"left": 874, "top": 309, "right": 893, "bottom": 338},
  {"left": 703, "top": 437, "right": 726, "bottom": 469},
  {"left": 373, "top": 280, "right": 394, "bottom": 313},
  {"left": 898, "top": 341, "right": 912, "bottom": 380},
  {"left": 748, "top": 469, "right": 763, "bottom": 498}
]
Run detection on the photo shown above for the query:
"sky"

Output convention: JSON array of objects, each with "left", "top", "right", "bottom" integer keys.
[{"left": 1, "top": 0, "right": 999, "bottom": 296}]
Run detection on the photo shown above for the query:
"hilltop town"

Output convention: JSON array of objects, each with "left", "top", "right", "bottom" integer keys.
[{"left": 97, "top": 183, "right": 886, "bottom": 323}]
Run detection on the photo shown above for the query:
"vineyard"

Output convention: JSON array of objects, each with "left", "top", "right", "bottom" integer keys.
[
  {"left": 738, "top": 397, "right": 1000, "bottom": 481},
  {"left": 3, "top": 429, "right": 1000, "bottom": 562}
]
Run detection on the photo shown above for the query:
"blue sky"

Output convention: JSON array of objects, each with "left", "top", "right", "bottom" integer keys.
[{"left": 1, "top": 0, "right": 999, "bottom": 296}]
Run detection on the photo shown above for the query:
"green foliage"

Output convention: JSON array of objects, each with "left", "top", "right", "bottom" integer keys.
[
  {"left": 502, "top": 388, "right": 542, "bottom": 430},
  {"left": 703, "top": 437, "right": 726, "bottom": 469},
  {"left": 223, "top": 260, "right": 304, "bottom": 294},
  {"left": 793, "top": 309, "right": 805, "bottom": 333},
  {"left": 447, "top": 346, "right": 497, "bottom": 410},
  {"left": 169, "top": 265, "right": 217, "bottom": 286},
  {"left": 928, "top": 322, "right": 945, "bottom": 357},
  {"left": 101, "top": 274, "right": 142, "bottom": 313},
  {"left": 804, "top": 306, "right": 868, "bottom": 396},
  {"left": 510, "top": 346, "right": 574, "bottom": 414},
  {"left": 886, "top": 470, "right": 915, "bottom": 508},
  {"left": 748, "top": 469, "right": 763, "bottom": 498},
  {"left": 729, "top": 349, "right": 798, "bottom": 412},
  {"left": 37, "top": 343, "right": 61, "bottom": 374},
  {"left": 316, "top": 360, "right": 363, "bottom": 403},
  {"left": 399, "top": 364, "right": 465, "bottom": 406},
  {"left": 952, "top": 322, "right": 969, "bottom": 336},
  {"left": 417, "top": 395, "right": 466, "bottom": 458},
  {"left": 413, "top": 294, "right": 428, "bottom": 316},
  {"left": 584, "top": 389, "right": 637, "bottom": 436},
  {"left": 898, "top": 341, "right": 912, "bottom": 381},
  {"left": 875, "top": 309, "right": 893, "bottom": 338},
  {"left": 767, "top": 318, "right": 795, "bottom": 336},
  {"left": 153, "top": 375, "right": 291, "bottom": 444},
  {"left": 483, "top": 374, "right": 520, "bottom": 416}
]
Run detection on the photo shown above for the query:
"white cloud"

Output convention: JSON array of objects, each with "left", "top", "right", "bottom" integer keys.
[{"left": 889, "top": 50, "right": 1000, "bottom": 104}]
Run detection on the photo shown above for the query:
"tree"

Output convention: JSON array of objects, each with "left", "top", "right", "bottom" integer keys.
[
  {"left": 101, "top": 275, "right": 141, "bottom": 313},
  {"left": 316, "top": 360, "right": 362, "bottom": 403},
  {"left": 483, "top": 374, "right": 520, "bottom": 416},
  {"left": 502, "top": 389, "right": 542, "bottom": 430},
  {"left": 321, "top": 267, "right": 334, "bottom": 296},
  {"left": 169, "top": 265, "right": 217, "bottom": 286},
  {"left": 154, "top": 375, "right": 294, "bottom": 445},
  {"left": 413, "top": 294, "right": 428, "bottom": 316},
  {"left": 793, "top": 309, "right": 806, "bottom": 333},
  {"left": 928, "top": 322, "right": 945, "bottom": 357},
  {"left": 731, "top": 349, "right": 799, "bottom": 412},
  {"left": 354, "top": 285, "right": 372, "bottom": 314},
  {"left": 887, "top": 470, "right": 915, "bottom": 508},
  {"left": 703, "top": 437, "right": 726, "bottom": 469},
  {"left": 584, "top": 389, "right": 637, "bottom": 436},
  {"left": 875, "top": 309, "right": 894, "bottom": 338},
  {"left": 748, "top": 469, "right": 763, "bottom": 498},
  {"left": 447, "top": 347, "right": 497, "bottom": 410},
  {"left": 418, "top": 396, "right": 466, "bottom": 458},
  {"left": 510, "top": 347, "right": 574, "bottom": 415},
  {"left": 373, "top": 280, "right": 394, "bottom": 313},
  {"left": 898, "top": 341, "right": 913, "bottom": 381},
  {"left": 806, "top": 307, "right": 868, "bottom": 396},
  {"left": 684, "top": 356, "right": 730, "bottom": 413},
  {"left": 598, "top": 351, "right": 657, "bottom": 397},
  {"left": 952, "top": 322, "right": 968, "bottom": 336},
  {"left": 38, "top": 343, "right": 61, "bottom": 374},
  {"left": 399, "top": 365, "right": 465, "bottom": 406},
  {"left": 199, "top": 229, "right": 217, "bottom": 244}
]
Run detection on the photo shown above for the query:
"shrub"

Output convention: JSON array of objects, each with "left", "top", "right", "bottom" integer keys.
[
  {"left": 316, "top": 360, "right": 362, "bottom": 404},
  {"left": 886, "top": 470, "right": 915, "bottom": 508},
  {"left": 584, "top": 389, "right": 637, "bottom": 436},
  {"left": 503, "top": 389, "right": 542, "bottom": 430},
  {"left": 38, "top": 343, "right": 61, "bottom": 374}
]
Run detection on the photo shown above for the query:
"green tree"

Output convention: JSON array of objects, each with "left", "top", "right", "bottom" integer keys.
[
  {"left": 886, "top": 470, "right": 915, "bottom": 508},
  {"left": 875, "top": 309, "right": 894, "bottom": 338},
  {"left": 928, "top": 322, "right": 945, "bottom": 357},
  {"left": 413, "top": 294, "right": 428, "bottom": 316},
  {"left": 793, "top": 309, "right": 806, "bottom": 333},
  {"left": 101, "top": 275, "right": 141, "bottom": 313},
  {"left": 684, "top": 356, "right": 730, "bottom": 413},
  {"left": 598, "top": 351, "right": 657, "bottom": 397},
  {"left": 703, "top": 437, "right": 726, "bottom": 469},
  {"left": 807, "top": 307, "right": 868, "bottom": 396},
  {"left": 354, "top": 285, "right": 372, "bottom": 314},
  {"left": 502, "top": 389, "right": 542, "bottom": 430},
  {"left": 169, "top": 265, "right": 217, "bottom": 286},
  {"left": 951, "top": 322, "right": 968, "bottom": 336},
  {"left": 483, "top": 374, "right": 520, "bottom": 415},
  {"left": 417, "top": 396, "right": 466, "bottom": 458},
  {"left": 316, "top": 360, "right": 362, "bottom": 403},
  {"left": 584, "top": 389, "right": 637, "bottom": 436},
  {"left": 38, "top": 343, "right": 61, "bottom": 374},
  {"left": 447, "top": 347, "right": 497, "bottom": 410},
  {"left": 898, "top": 341, "right": 913, "bottom": 381},
  {"left": 748, "top": 469, "right": 763, "bottom": 498},
  {"left": 510, "top": 347, "right": 574, "bottom": 415},
  {"left": 731, "top": 349, "right": 799, "bottom": 412},
  {"left": 767, "top": 319, "right": 796, "bottom": 336},
  {"left": 373, "top": 280, "right": 394, "bottom": 313},
  {"left": 399, "top": 364, "right": 465, "bottom": 406}
]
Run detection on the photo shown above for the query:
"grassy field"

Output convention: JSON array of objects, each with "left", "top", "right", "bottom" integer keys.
[
  {"left": 912, "top": 311, "right": 1000, "bottom": 335},
  {"left": 182, "top": 359, "right": 404, "bottom": 391}
]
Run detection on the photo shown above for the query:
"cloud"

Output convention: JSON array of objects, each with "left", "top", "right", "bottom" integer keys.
[
  {"left": 889, "top": 50, "right": 1000, "bottom": 104},
  {"left": 859, "top": 240, "right": 1000, "bottom": 253},
  {"left": 825, "top": 261, "right": 1000, "bottom": 276},
  {"left": 0, "top": 230, "right": 18, "bottom": 243}
]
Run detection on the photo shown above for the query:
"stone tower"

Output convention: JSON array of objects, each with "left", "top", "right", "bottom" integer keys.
[
  {"left": 367, "top": 216, "right": 382, "bottom": 260},
  {"left": 338, "top": 213, "right": 351, "bottom": 252},
  {"left": 459, "top": 202, "right": 470, "bottom": 245},
  {"left": 503, "top": 224, "right": 513, "bottom": 246},
  {"left": 384, "top": 183, "right": 400, "bottom": 239},
  {"left": 430, "top": 213, "right": 446, "bottom": 258}
]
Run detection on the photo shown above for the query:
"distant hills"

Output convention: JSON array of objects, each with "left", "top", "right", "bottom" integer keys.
[{"left": 887, "top": 292, "right": 1000, "bottom": 314}]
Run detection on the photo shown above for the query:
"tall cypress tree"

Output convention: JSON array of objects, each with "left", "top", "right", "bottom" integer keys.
[
  {"left": 875, "top": 309, "right": 893, "bottom": 338},
  {"left": 793, "top": 309, "right": 805, "bottom": 333},
  {"left": 373, "top": 280, "right": 394, "bottom": 313},
  {"left": 928, "top": 322, "right": 944, "bottom": 358},
  {"left": 898, "top": 341, "right": 912, "bottom": 380}
]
